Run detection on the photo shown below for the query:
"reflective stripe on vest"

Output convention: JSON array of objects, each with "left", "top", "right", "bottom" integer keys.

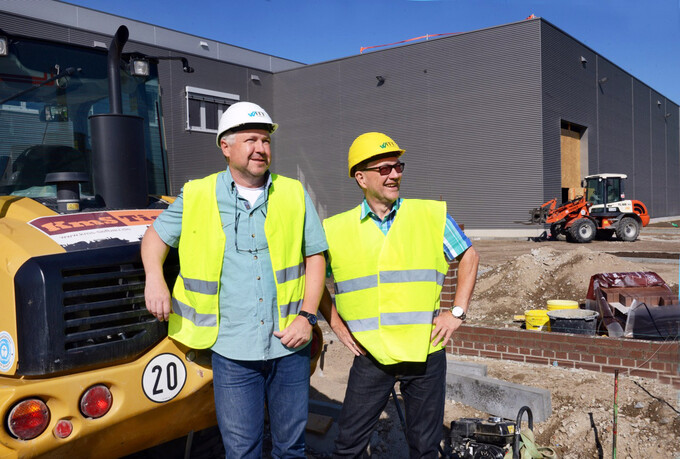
[
  {"left": 179, "top": 273, "right": 219, "bottom": 295},
  {"left": 336, "top": 269, "right": 445, "bottom": 294},
  {"left": 168, "top": 172, "right": 307, "bottom": 349},
  {"left": 346, "top": 310, "right": 439, "bottom": 332},
  {"left": 324, "top": 199, "right": 449, "bottom": 365}
]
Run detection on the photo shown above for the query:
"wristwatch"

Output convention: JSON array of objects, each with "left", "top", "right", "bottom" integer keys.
[
  {"left": 451, "top": 306, "right": 467, "bottom": 321},
  {"left": 298, "top": 310, "right": 318, "bottom": 325}
]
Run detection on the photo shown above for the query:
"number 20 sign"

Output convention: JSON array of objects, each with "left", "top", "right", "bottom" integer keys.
[{"left": 142, "top": 353, "right": 187, "bottom": 403}]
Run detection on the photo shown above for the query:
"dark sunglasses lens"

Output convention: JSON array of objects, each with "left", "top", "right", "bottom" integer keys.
[{"left": 378, "top": 163, "right": 404, "bottom": 175}]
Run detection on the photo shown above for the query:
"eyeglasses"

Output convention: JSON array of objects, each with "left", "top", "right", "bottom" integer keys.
[
  {"left": 233, "top": 193, "right": 269, "bottom": 254},
  {"left": 361, "top": 162, "right": 405, "bottom": 176}
]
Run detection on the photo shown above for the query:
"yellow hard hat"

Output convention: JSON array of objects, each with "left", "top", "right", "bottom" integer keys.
[{"left": 347, "top": 132, "right": 405, "bottom": 177}]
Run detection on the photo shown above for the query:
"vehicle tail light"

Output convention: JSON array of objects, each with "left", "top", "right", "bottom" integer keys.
[
  {"left": 8, "top": 399, "right": 50, "bottom": 440},
  {"left": 80, "top": 385, "right": 112, "bottom": 418},
  {"left": 54, "top": 419, "right": 73, "bottom": 439}
]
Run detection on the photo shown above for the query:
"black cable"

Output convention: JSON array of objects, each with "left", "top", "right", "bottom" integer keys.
[
  {"left": 588, "top": 412, "right": 603, "bottom": 459},
  {"left": 632, "top": 380, "right": 680, "bottom": 415}
]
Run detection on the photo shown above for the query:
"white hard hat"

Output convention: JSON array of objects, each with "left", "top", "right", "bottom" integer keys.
[{"left": 215, "top": 101, "right": 278, "bottom": 147}]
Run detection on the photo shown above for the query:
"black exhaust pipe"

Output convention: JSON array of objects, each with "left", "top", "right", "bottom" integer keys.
[{"left": 89, "top": 25, "right": 148, "bottom": 209}]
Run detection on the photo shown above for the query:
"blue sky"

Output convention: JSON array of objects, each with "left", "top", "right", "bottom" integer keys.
[{"left": 62, "top": 0, "right": 680, "bottom": 104}]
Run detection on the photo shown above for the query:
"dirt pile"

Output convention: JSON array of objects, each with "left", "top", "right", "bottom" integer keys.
[{"left": 470, "top": 246, "right": 648, "bottom": 326}]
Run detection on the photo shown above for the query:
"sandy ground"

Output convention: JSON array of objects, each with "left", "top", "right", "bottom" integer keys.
[{"left": 308, "top": 221, "right": 680, "bottom": 458}]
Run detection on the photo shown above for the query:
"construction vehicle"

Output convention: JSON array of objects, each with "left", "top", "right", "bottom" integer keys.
[
  {"left": 0, "top": 26, "right": 321, "bottom": 458},
  {"left": 530, "top": 173, "right": 650, "bottom": 243}
]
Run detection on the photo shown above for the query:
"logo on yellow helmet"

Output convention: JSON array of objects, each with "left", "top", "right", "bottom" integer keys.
[{"left": 379, "top": 141, "right": 398, "bottom": 149}]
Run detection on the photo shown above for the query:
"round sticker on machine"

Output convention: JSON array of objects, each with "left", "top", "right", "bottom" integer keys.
[
  {"left": 142, "top": 353, "right": 187, "bottom": 403},
  {"left": 0, "top": 332, "right": 16, "bottom": 372}
]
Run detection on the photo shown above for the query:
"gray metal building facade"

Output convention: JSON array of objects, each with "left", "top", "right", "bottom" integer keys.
[
  {"left": 1, "top": 3, "right": 678, "bottom": 234},
  {"left": 274, "top": 19, "right": 680, "bottom": 230}
]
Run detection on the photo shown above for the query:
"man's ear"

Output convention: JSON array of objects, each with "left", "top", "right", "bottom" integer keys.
[
  {"left": 220, "top": 140, "right": 231, "bottom": 164},
  {"left": 354, "top": 170, "right": 367, "bottom": 189}
]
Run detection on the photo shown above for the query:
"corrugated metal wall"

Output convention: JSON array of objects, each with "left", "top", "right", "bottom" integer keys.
[
  {"left": 541, "top": 22, "right": 680, "bottom": 218},
  {"left": 273, "top": 21, "right": 545, "bottom": 229},
  {"left": 540, "top": 23, "right": 597, "bottom": 207},
  {"left": 3, "top": 8, "right": 678, "bottom": 223},
  {"left": 156, "top": 54, "right": 274, "bottom": 193}
]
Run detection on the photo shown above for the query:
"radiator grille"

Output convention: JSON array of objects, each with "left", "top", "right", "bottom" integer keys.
[
  {"left": 14, "top": 244, "right": 179, "bottom": 375},
  {"left": 62, "top": 262, "right": 154, "bottom": 351}
]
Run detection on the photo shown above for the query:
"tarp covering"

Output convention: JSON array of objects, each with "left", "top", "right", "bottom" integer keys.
[{"left": 585, "top": 272, "right": 679, "bottom": 340}]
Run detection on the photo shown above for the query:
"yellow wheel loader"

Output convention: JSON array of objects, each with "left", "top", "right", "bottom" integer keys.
[{"left": 0, "top": 26, "right": 321, "bottom": 458}]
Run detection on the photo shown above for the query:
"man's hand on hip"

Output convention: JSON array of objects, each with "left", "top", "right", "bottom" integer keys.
[
  {"left": 331, "top": 319, "right": 365, "bottom": 357},
  {"left": 273, "top": 315, "right": 312, "bottom": 348},
  {"left": 430, "top": 310, "right": 463, "bottom": 347}
]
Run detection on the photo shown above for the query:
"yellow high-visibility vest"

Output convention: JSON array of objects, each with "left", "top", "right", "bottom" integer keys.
[
  {"left": 168, "top": 172, "right": 307, "bottom": 349},
  {"left": 324, "top": 199, "right": 449, "bottom": 365}
]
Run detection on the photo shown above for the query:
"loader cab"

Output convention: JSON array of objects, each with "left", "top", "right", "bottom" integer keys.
[
  {"left": 0, "top": 33, "right": 168, "bottom": 207},
  {"left": 583, "top": 174, "right": 626, "bottom": 209}
]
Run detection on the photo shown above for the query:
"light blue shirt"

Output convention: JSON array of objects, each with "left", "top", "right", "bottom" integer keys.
[
  {"left": 359, "top": 198, "right": 472, "bottom": 260},
  {"left": 153, "top": 167, "right": 328, "bottom": 361}
]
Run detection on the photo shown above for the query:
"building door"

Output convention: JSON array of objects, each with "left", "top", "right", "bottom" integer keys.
[{"left": 560, "top": 121, "right": 588, "bottom": 203}]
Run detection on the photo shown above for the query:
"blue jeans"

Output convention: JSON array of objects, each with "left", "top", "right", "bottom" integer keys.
[
  {"left": 212, "top": 345, "right": 310, "bottom": 459},
  {"left": 333, "top": 350, "right": 446, "bottom": 459}
]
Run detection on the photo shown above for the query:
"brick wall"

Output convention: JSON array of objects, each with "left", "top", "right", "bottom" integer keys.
[
  {"left": 440, "top": 259, "right": 459, "bottom": 308},
  {"left": 445, "top": 325, "right": 680, "bottom": 389},
  {"left": 440, "top": 258, "right": 680, "bottom": 389}
]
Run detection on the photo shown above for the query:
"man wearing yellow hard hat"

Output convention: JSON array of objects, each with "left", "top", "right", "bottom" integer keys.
[{"left": 319, "top": 132, "right": 479, "bottom": 458}]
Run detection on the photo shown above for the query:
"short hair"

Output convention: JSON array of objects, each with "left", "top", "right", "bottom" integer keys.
[
  {"left": 220, "top": 132, "right": 236, "bottom": 147},
  {"left": 219, "top": 123, "right": 272, "bottom": 147}
]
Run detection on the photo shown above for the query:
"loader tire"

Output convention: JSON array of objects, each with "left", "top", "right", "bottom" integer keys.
[
  {"left": 568, "top": 219, "right": 596, "bottom": 243},
  {"left": 615, "top": 217, "right": 640, "bottom": 242},
  {"left": 549, "top": 223, "right": 563, "bottom": 240}
]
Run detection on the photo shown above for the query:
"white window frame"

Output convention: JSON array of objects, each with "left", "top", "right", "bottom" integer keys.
[{"left": 185, "top": 86, "right": 239, "bottom": 133}]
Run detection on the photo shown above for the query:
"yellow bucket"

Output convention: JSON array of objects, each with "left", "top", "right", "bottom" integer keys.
[
  {"left": 547, "top": 300, "right": 579, "bottom": 311},
  {"left": 525, "top": 309, "right": 550, "bottom": 331}
]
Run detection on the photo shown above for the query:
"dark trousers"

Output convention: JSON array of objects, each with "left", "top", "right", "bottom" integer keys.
[{"left": 333, "top": 349, "right": 446, "bottom": 459}]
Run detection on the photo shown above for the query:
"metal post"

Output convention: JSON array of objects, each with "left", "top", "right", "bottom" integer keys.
[{"left": 612, "top": 369, "right": 619, "bottom": 459}]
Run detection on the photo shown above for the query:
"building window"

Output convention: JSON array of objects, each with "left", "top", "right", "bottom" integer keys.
[{"left": 185, "top": 86, "right": 239, "bottom": 133}]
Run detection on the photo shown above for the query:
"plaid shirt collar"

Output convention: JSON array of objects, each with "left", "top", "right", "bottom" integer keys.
[{"left": 360, "top": 198, "right": 402, "bottom": 223}]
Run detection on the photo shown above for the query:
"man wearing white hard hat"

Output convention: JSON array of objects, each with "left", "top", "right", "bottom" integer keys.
[
  {"left": 319, "top": 132, "right": 479, "bottom": 458},
  {"left": 142, "top": 102, "right": 327, "bottom": 457}
]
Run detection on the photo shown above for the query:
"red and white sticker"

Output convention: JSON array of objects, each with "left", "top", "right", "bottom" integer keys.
[{"left": 29, "top": 210, "right": 162, "bottom": 251}]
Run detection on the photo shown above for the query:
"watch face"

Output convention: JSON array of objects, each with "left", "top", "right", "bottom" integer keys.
[
  {"left": 452, "top": 306, "right": 465, "bottom": 318},
  {"left": 299, "top": 311, "right": 317, "bottom": 325}
]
